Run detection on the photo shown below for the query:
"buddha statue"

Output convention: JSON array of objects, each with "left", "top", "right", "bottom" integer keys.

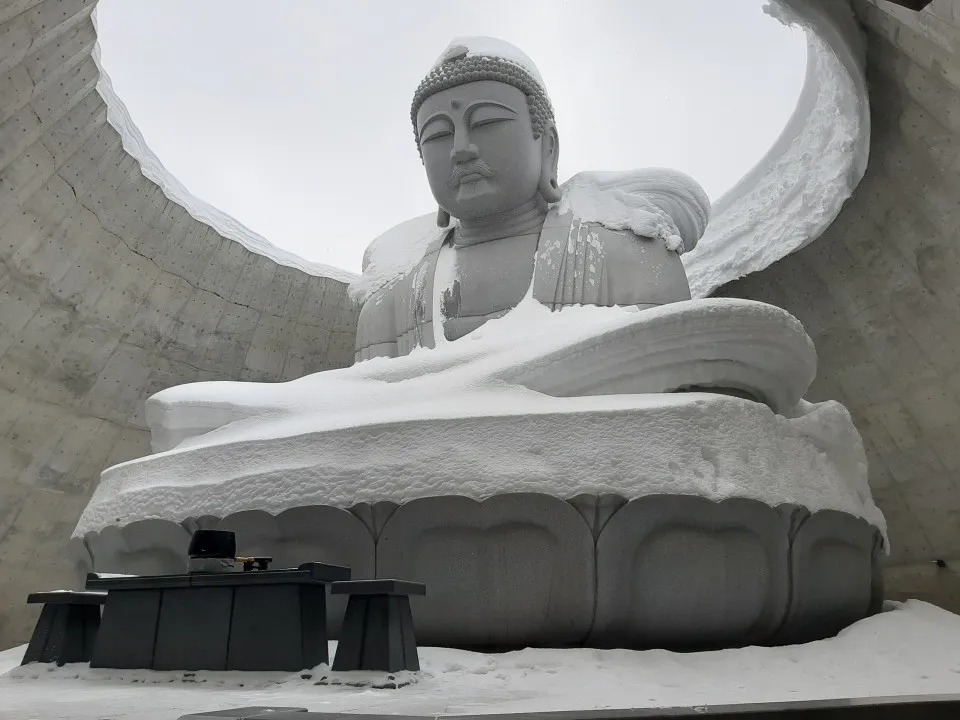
[
  {"left": 355, "top": 37, "right": 708, "bottom": 361},
  {"left": 72, "top": 37, "right": 886, "bottom": 653}
]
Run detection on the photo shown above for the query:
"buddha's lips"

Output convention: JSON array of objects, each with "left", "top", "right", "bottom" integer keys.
[{"left": 449, "top": 161, "right": 494, "bottom": 187}]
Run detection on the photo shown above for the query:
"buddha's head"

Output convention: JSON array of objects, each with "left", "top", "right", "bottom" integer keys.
[{"left": 411, "top": 38, "right": 561, "bottom": 226}]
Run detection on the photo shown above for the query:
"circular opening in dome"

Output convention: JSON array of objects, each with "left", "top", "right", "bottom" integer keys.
[{"left": 96, "top": 0, "right": 806, "bottom": 274}]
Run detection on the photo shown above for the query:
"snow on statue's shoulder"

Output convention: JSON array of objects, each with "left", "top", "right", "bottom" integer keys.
[
  {"left": 559, "top": 168, "right": 711, "bottom": 253},
  {"left": 350, "top": 213, "right": 449, "bottom": 302}
]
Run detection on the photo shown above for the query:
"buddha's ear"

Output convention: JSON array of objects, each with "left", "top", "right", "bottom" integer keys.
[{"left": 539, "top": 124, "right": 561, "bottom": 203}]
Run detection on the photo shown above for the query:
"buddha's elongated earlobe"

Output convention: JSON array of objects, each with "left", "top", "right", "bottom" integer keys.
[
  {"left": 539, "top": 125, "right": 562, "bottom": 203},
  {"left": 437, "top": 207, "right": 451, "bottom": 227},
  {"left": 539, "top": 175, "right": 562, "bottom": 204}
]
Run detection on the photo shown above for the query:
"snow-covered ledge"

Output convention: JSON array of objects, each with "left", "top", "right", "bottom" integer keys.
[
  {"left": 89, "top": 6, "right": 358, "bottom": 284},
  {"left": 683, "top": 0, "right": 869, "bottom": 297}
]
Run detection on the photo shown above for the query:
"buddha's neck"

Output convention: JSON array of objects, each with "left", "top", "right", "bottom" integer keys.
[{"left": 455, "top": 198, "right": 547, "bottom": 247}]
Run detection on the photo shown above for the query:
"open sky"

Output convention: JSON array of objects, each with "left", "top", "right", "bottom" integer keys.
[{"left": 95, "top": 0, "right": 807, "bottom": 274}]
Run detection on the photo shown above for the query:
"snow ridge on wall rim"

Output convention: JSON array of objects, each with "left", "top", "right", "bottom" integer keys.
[
  {"left": 89, "top": 6, "right": 358, "bottom": 285},
  {"left": 684, "top": 0, "right": 870, "bottom": 298}
]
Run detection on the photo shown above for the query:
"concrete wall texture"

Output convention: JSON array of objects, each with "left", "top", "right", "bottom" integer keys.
[
  {"left": 0, "top": 0, "right": 359, "bottom": 646},
  {"left": 1, "top": 0, "right": 959, "bottom": 649},
  {"left": 719, "top": 0, "right": 960, "bottom": 609}
]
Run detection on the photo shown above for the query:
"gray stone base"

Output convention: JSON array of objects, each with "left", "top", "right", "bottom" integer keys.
[{"left": 71, "top": 494, "right": 884, "bottom": 650}]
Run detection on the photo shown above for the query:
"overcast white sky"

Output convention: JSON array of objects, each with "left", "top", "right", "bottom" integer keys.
[{"left": 96, "top": 0, "right": 806, "bottom": 274}]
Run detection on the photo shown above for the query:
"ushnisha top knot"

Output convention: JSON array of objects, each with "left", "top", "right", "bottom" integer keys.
[{"left": 411, "top": 37, "right": 556, "bottom": 156}]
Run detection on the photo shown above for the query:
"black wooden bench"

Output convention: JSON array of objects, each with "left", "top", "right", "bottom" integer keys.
[
  {"left": 21, "top": 590, "right": 107, "bottom": 666},
  {"left": 331, "top": 579, "right": 426, "bottom": 672}
]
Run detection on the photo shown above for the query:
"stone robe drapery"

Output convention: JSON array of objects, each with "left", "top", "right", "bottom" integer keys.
[{"left": 354, "top": 205, "right": 691, "bottom": 362}]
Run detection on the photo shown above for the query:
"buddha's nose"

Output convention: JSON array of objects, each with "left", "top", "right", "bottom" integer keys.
[{"left": 451, "top": 141, "right": 479, "bottom": 164}]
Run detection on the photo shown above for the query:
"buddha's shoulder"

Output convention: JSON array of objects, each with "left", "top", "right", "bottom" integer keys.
[
  {"left": 549, "top": 168, "right": 711, "bottom": 253},
  {"left": 358, "top": 214, "right": 449, "bottom": 306},
  {"left": 362, "top": 213, "right": 448, "bottom": 274},
  {"left": 540, "top": 207, "right": 646, "bottom": 250},
  {"left": 537, "top": 204, "right": 687, "bottom": 279}
]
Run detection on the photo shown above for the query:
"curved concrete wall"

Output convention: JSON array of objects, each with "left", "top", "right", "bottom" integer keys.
[
  {"left": 0, "top": 0, "right": 359, "bottom": 646},
  {"left": 719, "top": 0, "right": 960, "bottom": 610}
]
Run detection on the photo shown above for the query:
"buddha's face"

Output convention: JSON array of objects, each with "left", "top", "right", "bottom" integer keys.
[{"left": 417, "top": 80, "right": 543, "bottom": 220}]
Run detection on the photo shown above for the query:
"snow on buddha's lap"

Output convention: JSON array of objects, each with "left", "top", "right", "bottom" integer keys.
[{"left": 75, "top": 299, "right": 884, "bottom": 538}]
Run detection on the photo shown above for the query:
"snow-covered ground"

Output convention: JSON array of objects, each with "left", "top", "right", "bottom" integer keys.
[{"left": 2, "top": 601, "right": 960, "bottom": 720}]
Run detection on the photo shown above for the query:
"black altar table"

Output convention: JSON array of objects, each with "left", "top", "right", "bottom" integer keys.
[{"left": 86, "top": 562, "right": 350, "bottom": 671}]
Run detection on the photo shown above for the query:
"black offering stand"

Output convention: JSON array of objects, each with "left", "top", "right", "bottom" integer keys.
[
  {"left": 87, "top": 529, "right": 351, "bottom": 671},
  {"left": 332, "top": 580, "right": 426, "bottom": 672}
]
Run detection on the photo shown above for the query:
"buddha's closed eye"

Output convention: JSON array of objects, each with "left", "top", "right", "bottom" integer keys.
[
  {"left": 469, "top": 103, "right": 517, "bottom": 130},
  {"left": 421, "top": 120, "right": 454, "bottom": 143},
  {"left": 470, "top": 116, "right": 514, "bottom": 130},
  {"left": 422, "top": 130, "right": 453, "bottom": 143}
]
